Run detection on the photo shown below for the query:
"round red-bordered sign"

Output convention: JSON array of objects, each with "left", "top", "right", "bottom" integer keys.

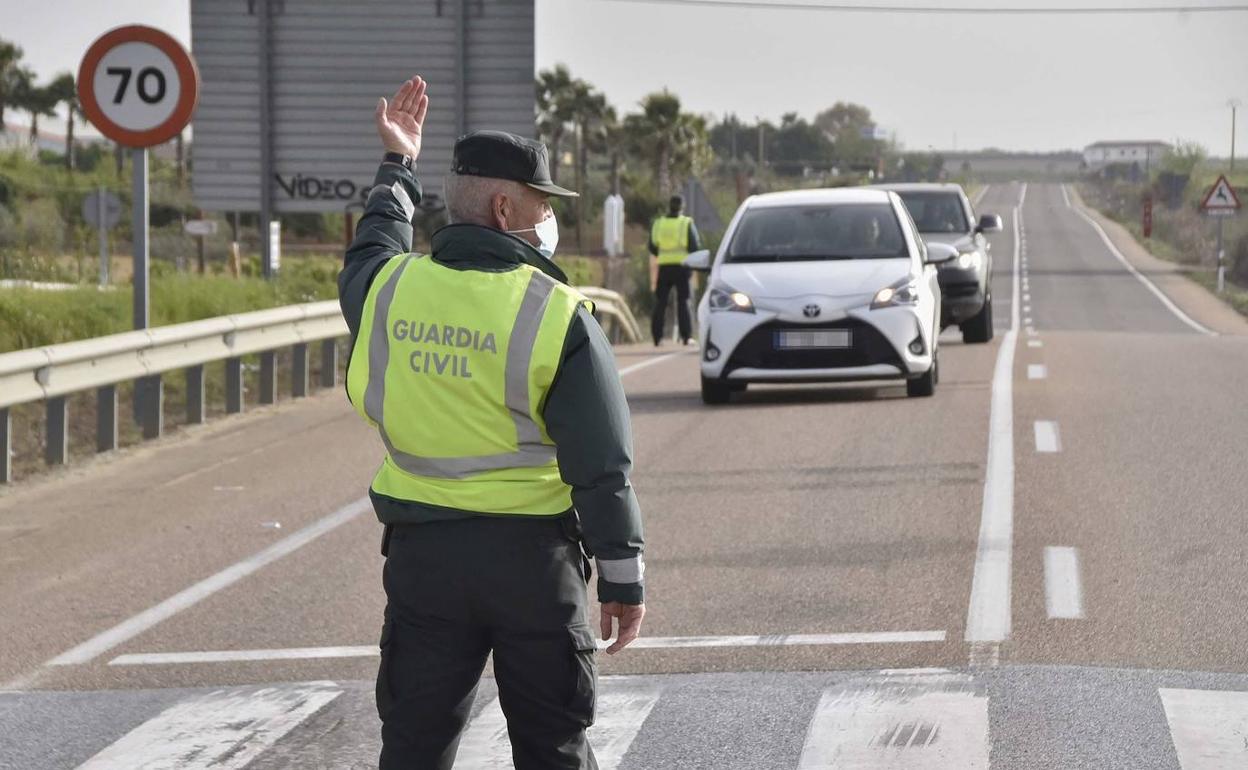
[{"left": 78, "top": 25, "right": 200, "bottom": 148}]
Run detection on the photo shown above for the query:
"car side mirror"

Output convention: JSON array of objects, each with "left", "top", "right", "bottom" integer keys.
[
  {"left": 976, "top": 213, "right": 1004, "bottom": 234},
  {"left": 684, "top": 249, "right": 712, "bottom": 271},
  {"left": 924, "top": 242, "right": 958, "bottom": 266}
]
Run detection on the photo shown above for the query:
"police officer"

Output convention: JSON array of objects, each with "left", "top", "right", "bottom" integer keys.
[
  {"left": 339, "top": 76, "right": 646, "bottom": 770},
  {"left": 648, "top": 194, "right": 702, "bottom": 346}
]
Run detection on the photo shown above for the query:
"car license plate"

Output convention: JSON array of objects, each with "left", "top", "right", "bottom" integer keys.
[{"left": 774, "top": 329, "right": 851, "bottom": 350}]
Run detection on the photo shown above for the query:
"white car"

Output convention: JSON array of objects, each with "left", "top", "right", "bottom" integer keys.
[{"left": 687, "top": 188, "right": 957, "bottom": 404}]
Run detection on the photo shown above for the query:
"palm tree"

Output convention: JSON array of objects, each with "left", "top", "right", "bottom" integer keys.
[
  {"left": 624, "top": 90, "right": 710, "bottom": 198},
  {"left": 12, "top": 69, "right": 57, "bottom": 149},
  {"left": 567, "top": 81, "right": 611, "bottom": 253},
  {"left": 535, "top": 65, "right": 575, "bottom": 186},
  {"left": 48, "top": 72, "right": 78, "bottom": 169},
  {"left": 0, "top": 39, "right": 23, "bottom": 130}
]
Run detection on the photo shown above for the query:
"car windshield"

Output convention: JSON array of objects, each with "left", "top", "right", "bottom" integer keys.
[
  {"left": 726, "top": 203, "right": 908, "bottom": 262},
  {"left": 896, "top": 191, "right": 969, "bottom": 234}
]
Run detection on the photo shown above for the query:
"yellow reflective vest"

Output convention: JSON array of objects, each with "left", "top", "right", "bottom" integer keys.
[
  {"left": 652, "top": 215, "right": 693, "bottom": 265},
  {"left": 346, "top": 254, "right": 591, "bottom": 515}
]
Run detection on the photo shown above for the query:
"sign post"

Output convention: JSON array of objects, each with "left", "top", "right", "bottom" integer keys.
[
  {"left": 81, "top": 188, "right": 121, "bottom": 286},
  {"left": 78, "top": 25, "right": 200, "bottom": 435},
  {"left": 1199, "top": 175, "right": 1242, "bottom": 293}
]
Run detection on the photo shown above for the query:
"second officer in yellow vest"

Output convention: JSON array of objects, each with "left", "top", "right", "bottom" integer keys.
[
  {"left": 339, "top": 76, "right": 645, "bottom": 770},
  {"left": 648, "top": 195, "right": 702, "bottom": 345}
]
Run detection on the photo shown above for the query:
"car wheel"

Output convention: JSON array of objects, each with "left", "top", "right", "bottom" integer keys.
[
  {"left": 701, "top": 376, "right": 732, "bottom": 405},
  {"left": 907, "top": 349, "right": 937, "bottom": 398},
  {"left": 962, "top": 293, "right": 994, "bottom": 344}
]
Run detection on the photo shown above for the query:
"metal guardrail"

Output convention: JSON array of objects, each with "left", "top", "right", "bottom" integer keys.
[
  {"left": 0, "top": 287, "right": 640, "bottom": 484},
  {"left": 580, "top": 287, "right": 643, "bottom": 344}
]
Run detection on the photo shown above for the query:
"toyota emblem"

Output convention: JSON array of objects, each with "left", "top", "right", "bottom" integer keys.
[{"left": 802, "top": 304, "right": 821, "bottom": 318}]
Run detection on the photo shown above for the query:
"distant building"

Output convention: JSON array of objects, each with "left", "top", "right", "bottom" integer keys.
[{"left": 1083, "top": 141, "right": 1171, "bottom": 169}]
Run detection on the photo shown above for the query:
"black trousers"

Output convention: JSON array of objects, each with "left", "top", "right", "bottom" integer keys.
[
  {"left": 652, "top": 264, "right": 692, "bottom": 344},
  {"left": 377, "top": 516, "right": 598, "bottom": 770}
]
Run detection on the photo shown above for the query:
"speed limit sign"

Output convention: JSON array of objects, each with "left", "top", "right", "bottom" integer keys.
[{"left": 77, "top": 25, "right": 199, "bottom": 148}]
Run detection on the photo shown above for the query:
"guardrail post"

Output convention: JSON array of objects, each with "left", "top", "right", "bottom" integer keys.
[
  {"left": 226, "top": 357, "right": 244, "bottom": 414},
  {"left": 138, "top": 375, "right": 163, "bottom": 440},
  {"left": 186, "top": 365, "right": 206, "bottom": 425},
  {"left": 260, "top": 351, "right": 277, "bottom": 405},
  {"left": 320, "top": 339, "right": 338, "bottom": 388},
  {"left": 1, "top": 408, "right": 11, "bottom": 484},
  {"left": 46, "top": 397, "right": 68, "bottom": 466},
  {"left": 97, "top": 385, "right": 118, "bottom": 453},
  {"left": 292, "top": 343, "right": 309, "bottom": 398}
]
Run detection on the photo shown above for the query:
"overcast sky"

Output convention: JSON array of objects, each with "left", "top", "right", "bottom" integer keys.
[{"left": 3, "top": 0, "right": 1244, "bottom": 154}]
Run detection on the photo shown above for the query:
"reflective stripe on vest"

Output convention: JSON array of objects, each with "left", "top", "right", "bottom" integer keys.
[
  {"left": 346, "top": 255, "right": 588, "bottom": 514},
  {"left": 652, "top": 216, "right": 692, "bottom": 265}
]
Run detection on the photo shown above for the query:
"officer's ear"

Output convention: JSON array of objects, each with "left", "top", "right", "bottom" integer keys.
[{"left": 490, "top": 192, "right": 511, "bottom": 232}]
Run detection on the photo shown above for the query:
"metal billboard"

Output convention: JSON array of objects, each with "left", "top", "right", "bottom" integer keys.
[{"left": 190, "top": 0, "right": 536, "bottom": 214}]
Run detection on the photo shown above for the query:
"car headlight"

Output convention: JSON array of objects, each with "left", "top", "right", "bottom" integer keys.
[
  {"left": 871, "top": 276, "right": 921, "bottom": 310},
  {"left": 708, "top": 286, "right": 755, "bottom": 313},
  {"left": 955, "top": 250, "right": 982, "bottom": 270}
]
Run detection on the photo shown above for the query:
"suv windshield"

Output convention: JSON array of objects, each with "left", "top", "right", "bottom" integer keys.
[
  {"left": 725, "top": 203, "right": 908, "bottom": 262},
  {"left": 895, "top": 191, "right": 968, "bottom": 234}
]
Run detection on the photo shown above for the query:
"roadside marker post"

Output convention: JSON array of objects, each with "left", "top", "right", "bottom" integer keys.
[
  {"left": 78, "top": 25, "right": 200, "bottom": 427},
  {"left": 1200, "top": 175, "right": 1242, "bottom": 293}
]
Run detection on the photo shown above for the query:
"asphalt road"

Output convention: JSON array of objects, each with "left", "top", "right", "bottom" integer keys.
[{"left": 3, "top": 183, "right": 1248, "bottom": 768}]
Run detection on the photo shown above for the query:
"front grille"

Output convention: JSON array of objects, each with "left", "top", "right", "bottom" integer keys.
[
  {"left": 942, "top": 281, "right": 980, "bottom": 299},
  {"left": 724, "top": 319, "right": 903, "bottom": 372}
]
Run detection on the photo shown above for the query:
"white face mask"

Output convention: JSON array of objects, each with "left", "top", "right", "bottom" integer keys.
[{"left": 508, "top": 213, "right": 560, "bottom": 259}]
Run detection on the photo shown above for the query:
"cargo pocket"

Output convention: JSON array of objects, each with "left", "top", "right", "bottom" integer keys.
[
  {"left": 375, "top": 619, "right": 394, "bottom": 721},
  {"left": 567, "top": 623, "right": 598, "bottom": 728}
]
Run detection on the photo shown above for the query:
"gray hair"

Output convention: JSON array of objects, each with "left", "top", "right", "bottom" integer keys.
[{"left": 443, "top": 173, "right": 528, "bottom": 225}]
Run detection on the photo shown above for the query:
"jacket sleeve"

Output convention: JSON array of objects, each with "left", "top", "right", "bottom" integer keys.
[
  {"left": 543, "top": 306, "right": 645, "bottom": 605},
  {"left": 687, "top": 221, "right": 702, "bottom": 253},
  {"left": 338, "top": 162, "right": 423, "bottom": 339},
  {"left": 647, "top": 220, "right": 659, "bottom": 258}
]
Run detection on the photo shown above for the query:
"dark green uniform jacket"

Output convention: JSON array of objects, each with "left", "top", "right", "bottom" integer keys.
[{"left": 339, "top": 161, "right": 644, "bottom": 604}]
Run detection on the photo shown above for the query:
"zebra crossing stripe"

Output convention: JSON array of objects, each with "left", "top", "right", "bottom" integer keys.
[
  {"left": 455, "top": 679, "right": 661, "bottom": 770},
  {"left": 1160, "top": 688, "right": 1248, "bottom": 769},
  {"left": 797, "top": 673, "right": 989, "bottom": 768},
  {"left": 76, "top": 681, "right": 341, "bottom": 770}
]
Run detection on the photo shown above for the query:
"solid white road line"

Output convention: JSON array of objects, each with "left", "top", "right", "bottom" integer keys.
[
  {"left": 971, "top": 184, "right": 991, "bottom": 209},
  {"left": 1066, "top": 185, "right": 1214, "bottom": 336},
  {"left": 1160, "top": 688, "right": 1248, "bottom": 769},
  {"left": 108, "top": 631, "right": 949, "bottom": 666},
  {"left": 965, "top": 186, "right": 1025, "bottom": 648},
  {"left": 1060, "top": 184, "right": 1072, "bottom": 208},
  {"left": 76, "top": 681, "right": 341, "bottom": 770},
  {"left": 617, "top": 350, "right": 686, "bottom": 377},
  {"left": 48, "top": 498, "right": 373, "bottom": 667},
  {"left": 456, "top": 680, "right": 661, "bottom": 770},
  {"left": 1043, "top": 547, "right": 1084, "bottom": 620},
  {"left": 1028, "top": 364, "right": 1047, "bottom": 380},
  {"left": 797, "top": 673, "right": 989, "bottom": 768},
  {"left": 47, "top": 349, "right": 681, "bottom": 671},
  {"left": 1034, "top": 421, "right": 1061, "bottom": 453}
]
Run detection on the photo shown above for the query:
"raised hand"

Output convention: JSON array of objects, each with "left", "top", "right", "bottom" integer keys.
[{"left": 375, "top": 76, "right": 429, "bottom": 159}]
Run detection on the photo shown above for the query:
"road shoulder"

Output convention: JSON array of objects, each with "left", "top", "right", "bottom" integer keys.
[{"left": 1068, "top": 185, "right": 1248, "bottom": 336}]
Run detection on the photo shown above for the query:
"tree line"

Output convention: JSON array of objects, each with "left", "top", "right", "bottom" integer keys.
[
  {"left": 0, "top": 39, "right": 82, "bottom": 169},
  {"left": 535, "top": 64, "right": 946, "bottom": 250}
]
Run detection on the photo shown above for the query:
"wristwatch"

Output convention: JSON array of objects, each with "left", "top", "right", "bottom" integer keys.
[{"left": 382, "top": 151, "right": 416, "bottom": 172}]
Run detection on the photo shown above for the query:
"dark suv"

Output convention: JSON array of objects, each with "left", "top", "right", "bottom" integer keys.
[{"left": 872, "top": 183, "right": 1002, "bottom": 343}]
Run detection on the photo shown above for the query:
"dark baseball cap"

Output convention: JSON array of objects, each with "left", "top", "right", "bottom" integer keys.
[{"left": 451, "top": 130, "right": 579, "bottom": 198}]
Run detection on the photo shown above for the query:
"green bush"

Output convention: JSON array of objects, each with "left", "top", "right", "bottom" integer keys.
[{"left": 0, "top": 257, "right": 340, "bottom": 354}]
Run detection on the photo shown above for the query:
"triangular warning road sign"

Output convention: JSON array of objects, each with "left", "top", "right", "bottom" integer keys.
[{"left": 1201, "top": 175, "right": 1241, "bottom": 211}]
